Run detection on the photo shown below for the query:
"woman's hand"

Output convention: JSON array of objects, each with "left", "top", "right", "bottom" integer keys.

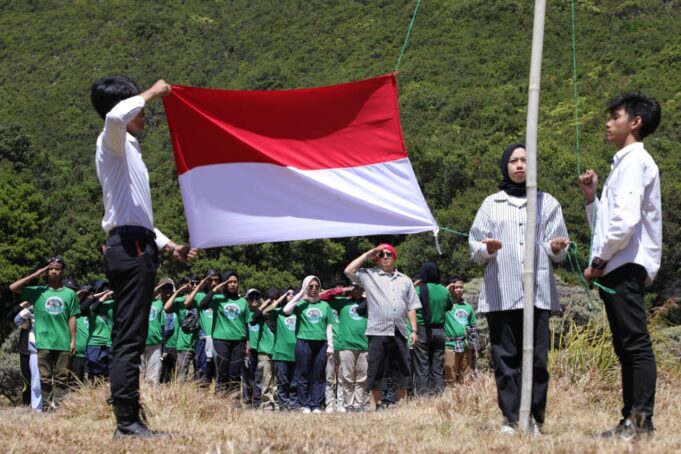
[{"left": 482, "top": 239, "right": 502, "bottom": 254}]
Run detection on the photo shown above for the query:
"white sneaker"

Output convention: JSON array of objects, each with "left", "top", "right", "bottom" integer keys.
[
  {"left": 500, "top": 424, "right": 517, "bottom": 434},
  {"left": 336, "top": 407, "right": 346, "bottom": 413},
  {"left": 325, "top": 406, "right": 335, "bottom": 413},
  {"left": 301, "top": 407, "right": 311, "bottom": 413},
  {"left": 312, "top": 408, "right": 322, "bottom": 414}
]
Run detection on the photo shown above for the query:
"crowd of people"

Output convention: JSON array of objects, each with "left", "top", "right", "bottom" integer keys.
[
  {"left": 5, "top": 73, "right": 662, "bottom": 443},
  {"left": 8, "top": 257, "right": 478, "bottom": 415}
]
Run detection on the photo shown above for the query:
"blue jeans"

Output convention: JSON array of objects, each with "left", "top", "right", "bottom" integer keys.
[
  {"left": 86, "top": 345, "right": 110, "bottom": 381},
  {"left": 274, "top": 360, "right": 298, "bottom": 410},
  {"left": 294, "top": 339, "right": 327, "bottom": 410}
]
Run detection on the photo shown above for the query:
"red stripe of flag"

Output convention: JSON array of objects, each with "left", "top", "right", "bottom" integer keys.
[{"left": 163, "top": 73, "right": 407, "bottom": 174}]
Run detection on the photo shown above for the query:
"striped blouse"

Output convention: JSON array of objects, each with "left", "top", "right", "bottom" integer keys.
[{"left": 469, "top": 190, "right": 568, "bottom": 313}]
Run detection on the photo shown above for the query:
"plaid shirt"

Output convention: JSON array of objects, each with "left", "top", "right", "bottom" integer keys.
[{"left": 351, "top": 267, "right": 421, "bottom": 338}]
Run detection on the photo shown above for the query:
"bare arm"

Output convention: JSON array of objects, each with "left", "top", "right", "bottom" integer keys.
[
  {"left": 164, "top": 285, "right": 188, "bottom": 313},
  {"left": 344, "top": 247, "right": 382, "bottom": 280},
  {"left": 69, "top": 316, "right": 76, "bottom": 355},
  {"left": 9, "top": 266, "right": 48, "bottom": 294}
]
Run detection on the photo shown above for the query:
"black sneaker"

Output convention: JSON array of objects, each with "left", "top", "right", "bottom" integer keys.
[
  {"left": 375, "top": 402, "right": 387, "bottom": 412},
  {"left": 598, "top": 418, "right": 653, "bottom": 442}
]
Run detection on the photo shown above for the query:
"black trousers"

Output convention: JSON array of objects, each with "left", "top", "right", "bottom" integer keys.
[
  {"left": 242, "top": 348, "right": 260, "bottom": 404},
  {"left": 367, "top": 331, "right": 412, "bottom": 391},
  {"left": 160, "top": 348, "right": 177, "bottom": 384},
  {"left": 20, "top": 353, "right": 31, "bottom": 406},
  {"left": 487, "top": 308, "right": 550, "bottom": 425},
  {"left": 599, "top": 263, "right": 656, "bottom": 423},
  {"left": 69, "top": 355, "right": 86, "bottom": 385},
  {"left": 104, "top": 228, "right": 158, "bottom": 405},
  {"left": 412, "top": 325, "right": 445, "bottom": 396},
  {"left": 213, "top": 339, "right": 246, "bottom": 395}
]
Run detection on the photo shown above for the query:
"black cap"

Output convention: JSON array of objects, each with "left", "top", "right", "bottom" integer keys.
[{"left": 62, "top": 277, "right": 78, "bottom": 291}]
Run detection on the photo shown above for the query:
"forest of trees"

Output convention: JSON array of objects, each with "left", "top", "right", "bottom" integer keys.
[{"left": 1, "top": 0, "right": 680, "bottom": 338}]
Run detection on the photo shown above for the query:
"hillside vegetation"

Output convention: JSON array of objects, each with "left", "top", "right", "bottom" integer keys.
[{"left": 1, "top": 0, "right": 680, "bottom": 335}]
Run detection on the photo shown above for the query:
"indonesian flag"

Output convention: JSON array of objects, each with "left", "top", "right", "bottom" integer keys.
[{"left": 163, "top": 73, "right": 437, "bottom": 248}]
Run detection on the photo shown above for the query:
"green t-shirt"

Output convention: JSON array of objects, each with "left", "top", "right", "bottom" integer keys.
[
  {"left": 75, "top": 316, "right": 89, "bottom": 357},
  {"left": 330, "top": 298, "right": 368, "bottom": 351},
  {"left": 294, "top": 300, "right": 331, "bottom": 341},
  {"left": 209, "top": 295, "right": 249, "bottom": 341},
  {"left": 21, "top": 286, "right": 79, "bottom": 351},
  {"left": 87, "top": 299, "right": 114, "bottom": 347},
  {"left": 146, "top": 299, "right": 165, "bottom": 346},
  {"left": 272, "top": 308, "right": 297, "bottom": 362},
  {"left": 172, "top": 297, "right": 198, "bottom": 351},
  {"left": 257, "top": 320, "right": 276, "bottom": 356},
  {"left": 194, "top": 292, "right": 214, "bottom": 337},
  {"left": 247, "top": 311, "right": 261, "bottom": 350},
  {"left": 445, "top": 301, "right": 477, "bottom": 350},
  {"left": 415, "top": 283, "right": 453, "bottom": 325},
  {"left": 165, "top": 312, "right": 178, "bottom": 350}
]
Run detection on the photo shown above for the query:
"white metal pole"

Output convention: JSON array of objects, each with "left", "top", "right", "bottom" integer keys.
[{"left": 519, "top": 0, "right": 546, "bottom": 433}]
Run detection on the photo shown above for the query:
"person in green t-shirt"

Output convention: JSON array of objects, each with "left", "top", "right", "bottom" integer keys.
[
  {"left": 68, "top": 281, "right": 91, "bottom": 385},
  {"left": 242, "top": 288, "right": 264, "bottom": 406},
  {"left": 185, "top": 270, "right": 217, "bottom": 387},
  {"left": 85, "top": 280, "right": 115, "bottom": 382},
  {"left": 283, "top": 276, "right": 332, "bottom": 413},
  {"left": 323, "top": 284, "right": 370, "bottom": 412},
  {"left": 10, "top": 257, "right": 79, "bottom": 409},
  {"left": 199, "top": 270, "right": 250, "bottom": 396},
  {"left": 267, "top": 288, "right": 298, "bottom": 411},
  {"left": 413, "top": 262, "right": 453, "bottom": 397},
  {"left": 444, "top": 276, "right": 477, "bottom": 385},
  {"left": 142, "top": 278, "right": 174, "bottom": 385},
  {"left": 164, "top": 276, "right": 200, "bottom": 381},
  {"left": 252, "top": 287, "right": 280, "bottom": 411}
]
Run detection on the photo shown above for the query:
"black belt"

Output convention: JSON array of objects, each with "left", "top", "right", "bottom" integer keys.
[
  {"left": 420, "top": 323, "right": 444, "bottom": 329},
  {"left": 109, "top": 225, "right": 156, "bottom": 239}
]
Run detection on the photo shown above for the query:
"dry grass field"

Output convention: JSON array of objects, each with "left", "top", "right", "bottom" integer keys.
[{"left": 1, "top": 369, "right": 680, "bottom": 454}]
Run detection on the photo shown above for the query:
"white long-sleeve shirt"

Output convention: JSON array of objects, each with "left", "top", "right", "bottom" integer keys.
[
  {"left": 95, "top": 95, "right": 169, "bottom": 249},
  {"left": 586, "top": 141, "right": 662, "bottom": 286},
  {"left": 469, "top": 191, "right": 568, "bottom": 313}
]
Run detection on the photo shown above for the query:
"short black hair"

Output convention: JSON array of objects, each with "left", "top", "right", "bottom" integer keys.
[
  {"left": 448, "top": 275, "right": 465, "bottom": 284},
  {"left": 205, "top": 269, "right": 220, "bottom": 278},
  {"left": 91, "top": 75, "right": 141, "bottom": 119},
  {"left": 607, "top": 93, "right": 661, "bottom": 139}
]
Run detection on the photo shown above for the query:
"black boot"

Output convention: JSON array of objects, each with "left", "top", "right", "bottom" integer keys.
[{"left": 113, "top": 401, "right": 167, "bottom": 439}]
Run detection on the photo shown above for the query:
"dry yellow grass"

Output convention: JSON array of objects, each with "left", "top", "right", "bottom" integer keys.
[{"left": 1, "top": 371, "right": 680, "bottom": 453}]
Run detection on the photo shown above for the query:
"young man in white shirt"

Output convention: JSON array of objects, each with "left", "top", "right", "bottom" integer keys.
[
  {"left": 91, "top": 76, "right": 198, "bottom": 438},
  {"left": 579, "top": 93, "right": 661, "bottom": 441}
]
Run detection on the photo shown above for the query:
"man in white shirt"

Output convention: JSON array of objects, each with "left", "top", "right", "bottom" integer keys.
[
  {"left": 579, "top": 93, "right": 661, "bottom": 441},
  {"left": 91, "top": 76, "right": 198, "bottom": 438}
]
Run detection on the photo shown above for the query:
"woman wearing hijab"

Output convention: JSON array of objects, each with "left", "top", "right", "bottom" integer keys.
[
  {"left": 413, "top": 262, "right": 453, "bottom": 396},
  {"left": 199, "top": 270, "right": 250, "bottom": 395},
  {"left": 469, "top": 143, "right": 569, "bottom": 434},
  {"left": 284, "top": 276, "right": 333, "bottom": 413}
]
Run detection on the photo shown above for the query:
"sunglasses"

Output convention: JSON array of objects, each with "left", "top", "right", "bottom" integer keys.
[
  {"left": 378, "top": 251, "right": 394, "bottom": 259},
  {"left": 308, "top": 284, "right": 320, "bottom": 290}
]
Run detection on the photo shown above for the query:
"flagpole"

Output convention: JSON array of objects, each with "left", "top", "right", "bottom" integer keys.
[{"left": 519, "top": 0, "right": 546, "bottom": 433}]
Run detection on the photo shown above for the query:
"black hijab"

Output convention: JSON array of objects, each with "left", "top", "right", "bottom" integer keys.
[
  {"left": 418, "top": 262, "right": 440, "bottom": 325},
  {"left": 221, "top": 270, "right": 239, "bottom": 299},
  {"left": 499, "top": 143, "right": 526, "bottom": 197}
]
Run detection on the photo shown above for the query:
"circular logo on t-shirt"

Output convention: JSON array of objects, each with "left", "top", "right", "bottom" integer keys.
[
  {"left": 349, "top": 304, "right": 362, "bottom": 321},
  {"left": 205, "top": 308, "right": 214, "bottom": 319},
  {"left": 454, "top": 308, "right": 469, "bottom": 326},
  {"left": 249, "top": 323, "right": 260, "bottom": 332},
  {"left": 284, "top": 315, "right": 296, "bottom": 331},
  {"left": 305, "top": 307, "right": 323, "bottom": 324},
  {"left": 44, "top": 297, "right": 65, "bottom": 315},
  {"left": 149, "top": 307, "right": 158, "bottom": 321},
  {"left": 224, "top": 303, "right": 241, "bottom": 320}
]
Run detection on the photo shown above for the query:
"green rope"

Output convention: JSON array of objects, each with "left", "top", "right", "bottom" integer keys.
[
  {"left": 394, "top": 0, "right": 422, "bottom": 72},
  {"left": 439, "top": 226, "right": 469, "bottom": 238},
  {"left": 570, "top": 0, "right": 581, "bottom": 176}
]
